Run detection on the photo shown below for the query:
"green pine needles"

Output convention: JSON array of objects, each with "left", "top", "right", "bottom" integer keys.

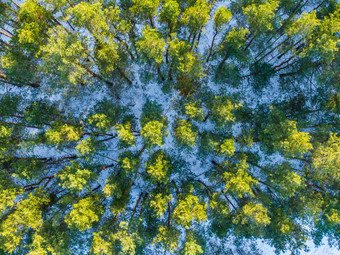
[{"left": 0, "top": 0, "right": 339, "bottom": 254}]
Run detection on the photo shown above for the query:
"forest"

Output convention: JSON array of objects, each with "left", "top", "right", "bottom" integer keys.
[{"left": 0, "top": 0, "right": 339, "bottom": 254}]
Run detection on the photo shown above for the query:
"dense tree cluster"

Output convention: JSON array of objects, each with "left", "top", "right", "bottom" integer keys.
[{"left": 0, "top": 0, "right": 339, "bottom": 254}]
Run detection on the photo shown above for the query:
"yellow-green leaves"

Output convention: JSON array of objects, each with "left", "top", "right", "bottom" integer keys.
[
  {"left": 141, "top": 120, "right": 167, "bottom": 147},
  {"left": 0, "top": 125, "right": 12, "bottom": 157},
  {"left": 234, "top": 202, "right": 270, "bottom": 226},
  {"left": 219, "top": 138, "right": 235, "bottom": 156},
  {"left": 262, "top": 110, "right": 313, "bottom": 157},
  {"left": 65, "top": 196, "right": 103, "bottom": 231},
  {"left": 286, "top": 5, "right": 340, "bottom": 61},
  {"left": 313, "top": 133, "right": 340, "bottom": 182},
  {"left": 173, "top": 195, "right": 207, "bottom": 228},
  {"left": 280, "top": 126, "right": 313, "bottom": 157},
  {"left": 92, "top": 232, "right": 112, "bottom": 255},
  {"left": 0, "top": 192, "right": 50, "bottom": 253},
  {"left": 223, "top": 159, "right": 258, "bottom": 198},
  {"left": 160, "top": 0, "right": 180, "bottom": 27},
  {"left": 57, "top": 161, "right": 94, "bottom": 192},
  {"left": 225, "top": 27, "right": 249, "bottom": 49},
  {"left": 111, "top": 221, "right": 139, "bottom": 255},
  {"left": 269, "top": 163, "right": 305, "bottom": 198},
  {"left": 0, "top": 125, "right": 12, "bottom": 138},
  {"left": 146, "top": 151, "right": 170, "bottom": 184},
  {"left": 181, "top": 0, "right": 210, "bottom": 34},
  {"left": 94, "top": 40, "right": 119, "bottom": 76},
  {"left": 214, "top": 7, "right": 232, "bottom": 31},
  {"left": 286, "top": 11, "right": 320, "bottom": 40},
  {"left": 174, "top": 119, "right": 198, "bottom": 147},
  {"left": 150, "top": 193, "right": 172, "bottom": 217},
  {"left": 131, "top": 0, "right": 161, "bottom": 18},
  {"left": 326, "top": 209, "right": 340, "bottom": 225},
  {"left": 116, "top": 122, "right": 135, "bottom": 147},
  {"left": 210, "top": 96, "right": 242, "bottom": 126},
  {"left": 17, "top": 0, "right": 49, "bottom": 47},
  {"left": 40, "top": 27, "right": 89, "bottom": 85},
  {"left": 183, "top": 232, "right": 203, "bottom": 255},
  {"left": 167, "top": 37, "right": 204, "bottom": 79},
  {"left": 46, "top": 124, "right": 82, "bottom": 144},
  {"left": 92, "top": 223, "right": 139, "bottom": 255},
  {"left": 184, "top": 101, "right": 204, "bottom": 121},
  {"left": 88, "top": 113, "right": 111, "bottom": 131},
  {"left": 242, "top": 0, "right": 279, "bottom": 32},
  {"left": 76, "top": 138, "right": 95, "bottom": 156},
  {"left": 153, "top": 225, "right": 180, "bottom": 252},
  {"left": 136, "top": 26, "right": 165, "bottom": 64},
  {"left": 66, "top": 2, "right": 120, "bottom": 34},
  {"left": 0, "top": 186, "right": 21, "bottom": 216}
]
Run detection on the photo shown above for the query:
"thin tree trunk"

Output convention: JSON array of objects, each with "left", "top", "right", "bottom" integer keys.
[{"left": 206, "top": 30, "right": 218, "bottom": 62}]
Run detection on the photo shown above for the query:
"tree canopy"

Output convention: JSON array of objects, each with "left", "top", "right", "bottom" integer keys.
[{"left": 0, "top": 0, "right": 339, "bottom": 254}]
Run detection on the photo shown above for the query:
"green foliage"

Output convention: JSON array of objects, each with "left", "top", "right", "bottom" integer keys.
[
  {"left": 243, "top": 0, "right": 279, "bottom": 33},
  {"left": 94, "top": 40, "right": 120, "bottom": 76},
  {"left": 10, "top": 158, "right": 44, "bottom": 180},
  {"left": 150, "top": 193, "right": 172, "bottom": 218},
  {"left": 0, "top": 191, "right": 50, "bottom": 253},
  {"left": 312, "top": 133, "right": 340, "bottom": 182},
  {"left": 88, "top": 113, "right": 111, "bottom": 132},
  {"left": 0, "top": 125, "right": 12, "bottom": 157},
  {"left": 40, "top": 27, "right": 90, "bottom": 85},
  {"left": 116, "top": 122, "right": 135, "bottom": 147},
  {"left": 24, "top": 101, "right": 59, "bottom": 126},
  {"left": 173, "top": 195, "right": 207, "bottom": 229},
  {"left": 57, "top": 161, "right": 95, "bottom": 192},
  {"left": 0, "top": 0, "right": 339, "bottom": 253},
  {"left": 103, "top": 173, "right": 132, "bottom": 214},
  {"left": 65, "top": 196, "right": 103, "bottom": 231},
  {"left": 269, "top": 163, "right": 306, "bottom": 198},
  {"left": 76, "top": 138, "right": 96, "bottom": 156},
  {"left": 181, "top": 0, "right": 210, "bottom": 34},
  {"left": 183, "top": 232, "right": 203, "bottom": 255},
  {"left": 140, "top": 100, "right": 165, "bottom": 126},
  {"left": 153, "top": 225, "right": 180, "bottom": 252},
  {"left": 92, "top": 231, "right": 113, "bottom": 255},
  {"left": 209, "top": 96, "right": 243, "bottom": 126},
  {"left": 160, "top": 0, "right": 180, "bottom": 27},
  {"left": 0, "top": 172, "right": 22, "bottom": 216},
  {"left": 136, "top": 26, "right": 166, "bottom": 64},
  {"left": 280, "top": 126, "right": 313, "bottom": 157},
  {"left": 130, "top": 0, "right": 161, "bottom": 18},
  {"left": 214, "top": 62, "right": 241, "bottom": 86},
  {"left": 214, "top": 7, "right": 232, "bottom": 31},
  {"left": 168, "top": 37, "right": 204, "bottom": 79},
  {"left": 287, "top": 5, "right": 340, "bottom": 61},
  {"left": 66, "top": 2, "right": 121, "bottom": 35},
  {"left": 262, "top": 108, "right": 313, "bottom": 157},
  {"left": 219, "top": 138, "right": 235, "bottom": 156},
  {"left": 223, "top": 159, "right": 258, "bottom": 198},
  {"left": 184, "top": 101, "right": 204, "bottom": 121},
  {"left": 111, "top": 221, "right": 140, "bottom": 254},
  {"left": 141, "top": 120, "right": 167, "bottom": 147},
  {"left": 199, "top": 132, "right": 220, "bottom": 154},
  {"left": 174, "top": 119, "right": 198, "bottom": 147},
  {"left": 46, "top": 124, "right": 83, "bottom": 144},
  {"left": 118, "top": 151, "right": 141, "bottom": 174},
  {"left": 16, "top": 0, "right": 49, "bottom": 48},
  {"left": 145, "top": 150, "right": 170, "bottom": 184},
  {"left": 234, "top": 202, "right": 270, "bottom": 226},
  {"left": 222, "top": 27, "right": 249, "bottom": 56}
]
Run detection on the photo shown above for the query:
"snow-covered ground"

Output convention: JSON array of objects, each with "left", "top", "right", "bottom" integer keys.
[{"left": 258, "top": 239, "right": 340, "bottom": 255}]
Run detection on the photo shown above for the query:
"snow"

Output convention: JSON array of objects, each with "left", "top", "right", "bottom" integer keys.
[{"left": 0, "top": 0, "right": 339, "bottom": 254}]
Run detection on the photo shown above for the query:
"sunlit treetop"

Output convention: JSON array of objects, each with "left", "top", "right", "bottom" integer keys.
[{"left": 0, "top": 0, "right": 339, "bottom": 254}]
